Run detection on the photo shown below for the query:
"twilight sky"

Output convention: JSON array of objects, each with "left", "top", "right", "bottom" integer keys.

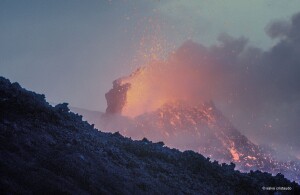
[{"left": 1, "top": 0, "right": 300, "bottom": 156}]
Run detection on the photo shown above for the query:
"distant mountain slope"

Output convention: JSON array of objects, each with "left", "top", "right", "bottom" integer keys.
[{"left": 0, "top": 76, "right": 299, "bottom": 194}]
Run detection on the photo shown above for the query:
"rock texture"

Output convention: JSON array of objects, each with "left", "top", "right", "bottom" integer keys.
[{"left": 0, "top": 76, "right": 299, "bottom": 194}]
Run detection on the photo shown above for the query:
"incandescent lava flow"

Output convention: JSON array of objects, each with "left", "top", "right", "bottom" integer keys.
[{"left": 103, "top": 43, "right": 300, "bottom": 183}]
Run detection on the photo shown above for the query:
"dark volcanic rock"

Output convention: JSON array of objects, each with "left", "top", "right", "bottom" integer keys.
[
  {"left": 0, "top": 76, "right": 299, "bottom": 194},
  {"left": 105, "top": 79, "right": 130, "bottom": 114}
]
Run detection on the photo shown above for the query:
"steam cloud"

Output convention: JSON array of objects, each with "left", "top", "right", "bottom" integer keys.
[{"left": 118, "top": 12, "right": 300, "bottom": 157}]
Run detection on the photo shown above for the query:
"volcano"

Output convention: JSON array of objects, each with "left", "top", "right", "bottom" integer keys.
[{"left": 93, "top": 64, "right": 300, "bottom": 183}]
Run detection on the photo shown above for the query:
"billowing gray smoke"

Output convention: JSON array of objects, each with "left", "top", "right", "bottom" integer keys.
[{"left": 169, "top": 12, "right": 300, "bottom": 159}]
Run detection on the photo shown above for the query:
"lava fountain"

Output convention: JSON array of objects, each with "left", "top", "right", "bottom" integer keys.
[{"left": 106, "top": 45, "right": 217, "bottom": 118}]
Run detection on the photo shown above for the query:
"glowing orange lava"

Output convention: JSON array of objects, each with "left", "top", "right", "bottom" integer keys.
[
  {"left": 230, "top": 147, "right": 240, "bottom": 162},
  {"left": 119, "top": 55, "right": 215, "bottom": 118}
]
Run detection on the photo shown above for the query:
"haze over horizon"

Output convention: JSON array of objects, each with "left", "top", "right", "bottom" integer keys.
[{"left": 1, "top": 1, "right": 300, "bottom": 158}]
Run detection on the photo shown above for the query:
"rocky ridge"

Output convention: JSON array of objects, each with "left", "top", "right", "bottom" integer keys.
[{"left": 0, "top": 76, "right": 299, "bottom": 194}]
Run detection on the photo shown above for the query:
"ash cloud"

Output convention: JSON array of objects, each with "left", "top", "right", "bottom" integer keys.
[
  {"left": 265, "top": 20, "right": 291, "bottom": 39},
  {"left": 172, "top": 12, "right": 300, "bottom": 157},
  {"left": 103, "top": 12, "right": 300, "bottom": 158}
]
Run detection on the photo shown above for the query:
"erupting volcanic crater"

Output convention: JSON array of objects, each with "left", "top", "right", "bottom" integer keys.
[
  {"left": 67, "top": 43, "right": 300, "bottom": 182},
  {"left": 93, "top": 45, "right": 300, "bottom": 182}
]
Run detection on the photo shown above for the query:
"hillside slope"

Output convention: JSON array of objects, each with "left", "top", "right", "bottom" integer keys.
[{"left": 0, "top": 76, "right": 299, "bottom": 194}]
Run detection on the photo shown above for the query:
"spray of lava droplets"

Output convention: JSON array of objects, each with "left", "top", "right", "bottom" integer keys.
[{"left": 119, "top": 20, "right": 216, "bottom": 116}]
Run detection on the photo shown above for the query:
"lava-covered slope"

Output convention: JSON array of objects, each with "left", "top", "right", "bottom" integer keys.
[
  {"left": 134, "top": 101, "right": 254, "bottom": 161},
  {"left": 134, "top": 101, "right": 300, "bottom": 181},
  {"left": 0, "top": 76, "right": 299, "bottom": 194}
]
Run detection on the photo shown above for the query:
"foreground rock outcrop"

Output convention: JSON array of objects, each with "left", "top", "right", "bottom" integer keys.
[{"left": 0, "top": 76, "right": 299, "bottom": 194}]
